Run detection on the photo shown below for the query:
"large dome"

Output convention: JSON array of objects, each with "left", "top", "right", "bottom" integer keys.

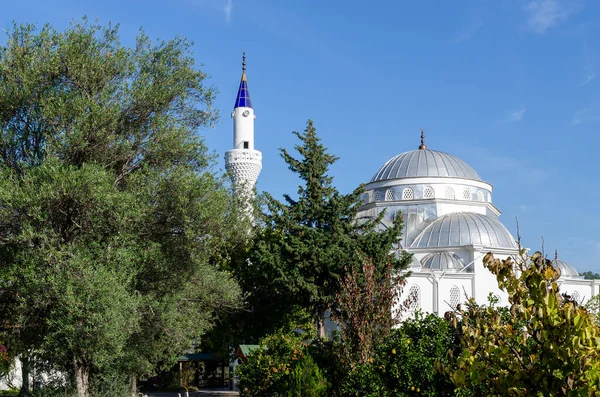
[
  {"left": 371, "top": 149, "right": 481, "bottom": 183},
  {"left": 411, "top": 212, "right": 517, "bottom": 249}
]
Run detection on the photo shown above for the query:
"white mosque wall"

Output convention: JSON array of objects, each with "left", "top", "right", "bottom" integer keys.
[
  {"left": 365, "top": 185, "right": 492, "bottom": 207},
  {"left": 469, "top": 251, "right": 514, "bottom": 304},
  {"left": 400, "top": 274, "right": 433, "bottom": 316},
  {"left": 0, "top": 357, "right": 21, "bottom": 391},
  {"left": 0, "top": 356, "right": 66, "bottom": 391},
  {"left": 366, "top": 177, "right": 492, "bottom": 192},
  {"left": 559, "top": 279, "right": 600, "bottom": 305},
  {"left": 436, "top": 275, "right": 473, "bottom": 313},
  {"left": 436, "top": 201, "right": 490, "bottom": 218}
]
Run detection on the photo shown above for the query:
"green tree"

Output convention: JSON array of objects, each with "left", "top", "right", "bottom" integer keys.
[
  {"left": 0, "top": 19, "right": 243, "bottom": 397},
  {"left": 581, "top": 271, "right": 600, "bottom": 280},
  {"left": 236, "top": 120, "right": 410, "bottom": 339},
  {"left": 448, "top": 251, "right": 600, "bottom": 396}
]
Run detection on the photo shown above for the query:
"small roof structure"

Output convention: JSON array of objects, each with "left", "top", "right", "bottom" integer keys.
[
  {"left": 177, "top": 353, "right": 222, "bottom": 362},
  {"left": 236, "top": 345, "right": 259, "bottom": 361}
]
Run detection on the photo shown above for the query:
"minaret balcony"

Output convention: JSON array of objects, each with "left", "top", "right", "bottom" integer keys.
[{"left": 225, "top": 149, "right": 262, "bottom": 164}]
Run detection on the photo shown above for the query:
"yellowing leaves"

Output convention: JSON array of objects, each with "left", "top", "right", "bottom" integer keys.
[{"left": 448, "top": 251, "right": 600, "bottom": 394}]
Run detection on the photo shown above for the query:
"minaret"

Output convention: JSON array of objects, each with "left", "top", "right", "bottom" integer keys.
[{"left": 225, "top": 53, "right": 262, "bottom": 208}]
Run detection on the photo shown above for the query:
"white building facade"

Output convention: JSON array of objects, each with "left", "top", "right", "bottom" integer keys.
[{"left": 356, "top": 131, "right": 600, "bottom": 316}]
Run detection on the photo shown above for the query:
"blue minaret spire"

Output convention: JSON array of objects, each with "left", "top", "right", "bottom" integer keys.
[{"left": 234, "top": 52, "right": 252, "bottom": 109}]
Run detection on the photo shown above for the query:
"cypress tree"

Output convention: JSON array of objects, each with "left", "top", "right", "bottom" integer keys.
[{"left": 238, "top": 120, "right": 411, "bottom": 338}]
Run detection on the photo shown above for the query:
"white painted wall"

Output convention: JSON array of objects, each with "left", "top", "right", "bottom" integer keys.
[{"left": 232, "top": 107, "right": 255, "bottom": 150}]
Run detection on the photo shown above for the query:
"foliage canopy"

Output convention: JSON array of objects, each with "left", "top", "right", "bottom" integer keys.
[
  {"left": 448, "top": 251, "right": 600, "bottom": 396},
  {"left": 0, "top": 19, "right": 244, "bottom": 396},
  {"left": 234, "top": 120, "right": 411, "bottom": 339}
]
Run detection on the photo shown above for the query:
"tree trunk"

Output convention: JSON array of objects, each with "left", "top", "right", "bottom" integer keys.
[
  {"left": 129, "top": 375, "right": 137, "bottom": 397},
  {"left": 317, "top": 313, "right": 326, "bottom": 339},
  {"left": 20, "top": 352, "right": 30, "bottom": 396},
  {"left": 74, "top": 358, "right": 90, "bottom": 397}
]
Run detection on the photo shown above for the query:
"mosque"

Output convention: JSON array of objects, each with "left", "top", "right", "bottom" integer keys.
[
  {"left": 2, "top": 52, "right": 599, "bottom": 393},
  {"left": 225, "top": 54, "right": 600, "bottom": 315},
  {"left": 356, "top": 137, "right": 600, "bottom": 314}
]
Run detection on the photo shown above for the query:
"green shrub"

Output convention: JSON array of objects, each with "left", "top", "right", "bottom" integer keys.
[
  {"left": 336, "top": 362, "right": 384, "bottom": 397},
  {"left": 236, "top": 329, "right": 328, "bottom": 397},
  {"left": 371, "top": 312, "right": 470, "bottom": 397}
]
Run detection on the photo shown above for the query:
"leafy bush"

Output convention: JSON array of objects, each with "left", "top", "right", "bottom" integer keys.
[
  {"left": 236, "top": 329, "right": 328, "bottom": 397},
  {"left": 448, "top": 252, "right": 600, "bottom": 395},
  {"left": 336, "top": 362, "right": 384, "bottom": 397},
  {"left": 373, "top": 313, "right": 462, "bottom": 397},
  {"left": 332, "top": 312, "right": 473, "bottom": 397}
]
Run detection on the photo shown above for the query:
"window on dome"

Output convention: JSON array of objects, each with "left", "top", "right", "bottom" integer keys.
[
  {"left": 361, "top": 193, "right": 369, "bottom": 203},
  {"left": 477, "top": 191, "right": 484, "bottom": 202},
  {"left": 402, "top": 188, "right": 414, "bottom": 200},
  {"left": 374, "top": 191, "right": 382, "bottom": 201},
  {"left": 571, "top": 291, "right": 580, "bottom": 303},
  {"left": 385, "top": 189, "right": 395, "bottom": 201},
  {"left": 409, "top": 285, "right": 420, "bottom": 311},
  {"left": 423, "top": 187, "right": 434, "bottom": 199},
  {"left": 445, "top": 187, "right": 455, "bottom": 200},
  {"left": 449, "top": 286, "right": 460, "bottom": 309},
  {"left": 463, "top": 189, "right": 471, "bottom": 200}
]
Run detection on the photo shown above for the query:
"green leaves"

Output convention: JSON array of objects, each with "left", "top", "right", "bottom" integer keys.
[
  {"left": 447, "top": 252, "right": 600, "bottom": 396},
  {"left": 0, "top": 19, "right": 243, "bottom": 396},
  {"left": 240, "top": 120, "right": 409, "bottom": 340},
  {"left": 236, "top": 327, "right": 328, "bottom": 397}
]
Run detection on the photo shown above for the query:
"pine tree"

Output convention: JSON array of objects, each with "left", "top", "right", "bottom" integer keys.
[{"left": 239, "top": 120, "right": 411, "bottom": 338}]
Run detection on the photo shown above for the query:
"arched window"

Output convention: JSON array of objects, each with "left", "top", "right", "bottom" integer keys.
[
  {"left": 374, "top": 191, "right": 382, "bottom": 201},
  {"left": 423, "top": 187, "right": 434, "bottom": 199},
  {"left": 449, "top": 286, "right": 460, "bottom": 309},
  {"left": 409, "top": 285, "right": 420, "bottom": 311},
  {"left": 487, "top": 192, "right": 492, "bottom": 202},
  {"left": 385, "top": 189, "right": 395, "bottom": 201},
  {"left": 445, "top": 187, "right": 455, "bottom": 200},
  {"left": 402, "top": 188, "right": 414, "bottom": 200},
  {"left": 361, "top": 193, "right": 369, "bottom": 204},
  {"left": 477, "top": 191, "right": 484, "bottom": 202},
  {"left": 572, "top": 291, "right": 580, "bottom": 303},
  {"left": 463, "top": 189, "right": 471, "bottom": 200}
]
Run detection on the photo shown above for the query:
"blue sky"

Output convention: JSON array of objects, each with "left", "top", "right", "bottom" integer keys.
[{"left": 2, "top": 0, "right": 600, "bottom": 272}]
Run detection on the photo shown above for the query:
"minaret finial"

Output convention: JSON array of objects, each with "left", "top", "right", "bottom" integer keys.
[
  {"left": 418, "top": 128, "right": 427, "bottom": 150},
  {"left": 234, "top": 52, "right": 252, "bottom": 108},
  {"left": 555, "top": 249, "right": 558, "bottom": 260}
]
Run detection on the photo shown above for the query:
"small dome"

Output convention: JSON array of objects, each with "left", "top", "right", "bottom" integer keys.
[
  {"left": 371, "top": 149, "right": 481, "bottom": 183},
  {"left": 411, "top": 213, "right": 517, "bottom": 249},
  {"left": 552, "top": 258, "right": 579, "bottom": 278},
  {"left": 421, "top": 252, "right": 465, "bottom": 272}
]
